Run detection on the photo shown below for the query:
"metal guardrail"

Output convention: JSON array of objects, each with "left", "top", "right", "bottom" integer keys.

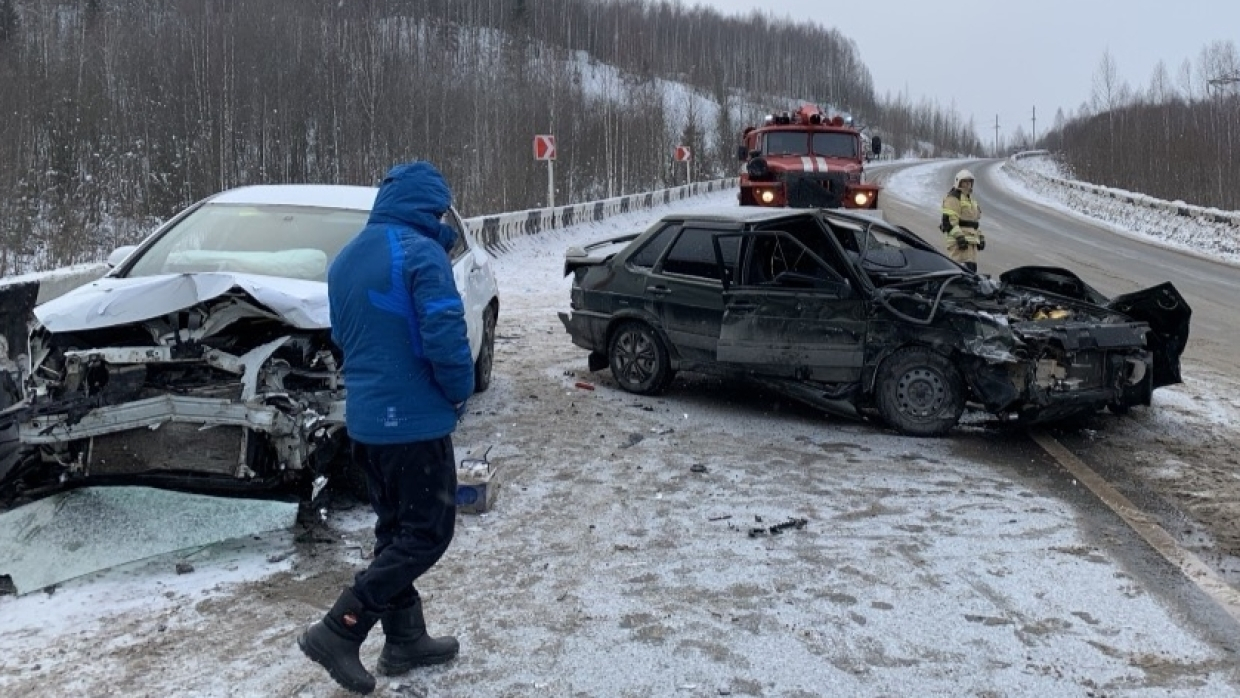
[
  {"left": 462, "top": 177, "right": 738, "bottom": 254},
  {"left": 1006, "top": 151, "right": 1240, "bottom": 227}
]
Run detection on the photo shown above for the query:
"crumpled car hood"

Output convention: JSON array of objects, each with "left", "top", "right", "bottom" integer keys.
[{"left": 34, "top": 272, "right": 329, "bottom": 332}]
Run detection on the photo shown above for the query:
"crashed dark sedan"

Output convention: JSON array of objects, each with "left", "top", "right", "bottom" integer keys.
[{"left": 557, "top": 207, "right": 1190, "bottom": 436}]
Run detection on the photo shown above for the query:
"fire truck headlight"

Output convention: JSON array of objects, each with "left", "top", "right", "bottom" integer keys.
[
  {"left": 760, "top": 189, "right": 776, "bottom": 204},
  {"left": 853, "top": 192, "right": 870, "bottom": 207}
]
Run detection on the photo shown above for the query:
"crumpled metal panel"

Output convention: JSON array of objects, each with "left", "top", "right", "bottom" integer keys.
[
  {"left": 0, "top": 486, "right": 297, "bottom": 595},
  {"left": 34, "top": 272, "right": 329, "bottom": 333}
]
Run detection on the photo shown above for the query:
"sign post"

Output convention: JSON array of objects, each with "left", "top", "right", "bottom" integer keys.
[
  {"left": 534, "top": 134, "right": 557, "bottom": 208},
  {"left": 674, "top": 145, "right": 692, "bottom": 185}
]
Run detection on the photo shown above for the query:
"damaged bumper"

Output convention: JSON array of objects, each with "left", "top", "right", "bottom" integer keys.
[
  {"left": 958, "top": 315, "right": 1158, "bottom": 421},
  {"left": 3, "top": 283, "right": 350, "bottom": 501}
]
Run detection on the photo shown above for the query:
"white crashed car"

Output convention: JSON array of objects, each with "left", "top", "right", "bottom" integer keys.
[{"left": 0, "top": 185, "right": 499, "bottom": 502}]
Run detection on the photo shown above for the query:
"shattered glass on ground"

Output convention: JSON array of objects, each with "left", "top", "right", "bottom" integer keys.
[{"left": 0, "top": 486, "right": 297, "bottom": 595}]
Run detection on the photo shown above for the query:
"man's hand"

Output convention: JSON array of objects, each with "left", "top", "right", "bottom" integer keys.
[
  {"left": 954, "top": 234, "right": 969, "bottom": 250},
  {"left": 454, "top": 401, "right": 468, "bottom": 419}
]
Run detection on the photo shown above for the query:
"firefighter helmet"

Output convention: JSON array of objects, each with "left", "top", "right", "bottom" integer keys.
[{"left": 954, "top": 169, "right": 976, "bottom": 188}]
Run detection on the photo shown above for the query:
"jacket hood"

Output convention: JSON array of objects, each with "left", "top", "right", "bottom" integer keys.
[{"left": 367, "top": 161, "right": 458, "bottom": 252}]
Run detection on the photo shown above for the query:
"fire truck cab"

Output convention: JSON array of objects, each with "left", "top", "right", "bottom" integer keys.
[{"left": 737, "top": 103, "right": 882, "bottom": 214}]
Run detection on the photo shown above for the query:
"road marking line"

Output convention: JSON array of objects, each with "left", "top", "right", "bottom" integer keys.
[{"left": 1031, "top": 429, "right": 1240, "bottom": 624}]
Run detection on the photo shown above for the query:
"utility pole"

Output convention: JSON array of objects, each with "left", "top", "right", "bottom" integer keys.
[
  {"left": 1031, "top": 106, "right": 1037, "bottom": 148},
  {"left": 993, "top": 115, "right": 1000, "bottom": 156}
]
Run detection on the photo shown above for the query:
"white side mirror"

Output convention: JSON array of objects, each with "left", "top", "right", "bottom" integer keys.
[{"left": 106, "top": 245, "right": 139, "bottom": 268}]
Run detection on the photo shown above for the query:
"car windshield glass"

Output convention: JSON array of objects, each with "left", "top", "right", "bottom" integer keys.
[
  {"left": 810, "top": 133, "right": 858, "bottom": 158},
  {"left": 124, "top": 204, "right": 368, "bottom": 282},
  {"left": 763, "top": 132, "right": 810, "bottom": 156}
]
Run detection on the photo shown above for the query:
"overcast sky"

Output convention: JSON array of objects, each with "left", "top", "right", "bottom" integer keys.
[{"left": 695, "top": 0, "right": 1240, "bottom": 148}]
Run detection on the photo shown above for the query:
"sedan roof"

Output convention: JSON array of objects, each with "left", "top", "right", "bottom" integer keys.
[
  {"left": 656, "top": 205, "right": 887, "bottom": 230},
  {"left": 657, "top": 205, "right": 801, "bottom": 224},
  {"left": 208, "top": 184, "right": 379, "bottom": 211}
]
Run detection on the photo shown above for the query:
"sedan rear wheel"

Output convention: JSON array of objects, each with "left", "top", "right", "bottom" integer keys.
[
  {"left": 608, "top": 321, "right": 673, "bottom": 395},
  {"left": 876, "top": 347, "right": 965, "bottom": 437}
]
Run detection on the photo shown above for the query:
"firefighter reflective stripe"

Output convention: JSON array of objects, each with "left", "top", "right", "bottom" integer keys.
[
  {"left": 941, "top": 197, "right": 961, "bottom": 231},
  {"left": 799, "top": 157, "right": 830, "bottom": 172}
]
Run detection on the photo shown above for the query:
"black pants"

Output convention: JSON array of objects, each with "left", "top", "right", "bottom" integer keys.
[{"left": 350, "top": 436, "right": 457, "bottom": 612}]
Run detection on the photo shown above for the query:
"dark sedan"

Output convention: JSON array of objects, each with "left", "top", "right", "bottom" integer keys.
[{"left": 557, "top": 207, "right": 1190, "bottom": 436}]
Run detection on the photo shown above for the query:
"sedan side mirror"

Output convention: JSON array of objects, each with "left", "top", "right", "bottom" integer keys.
[{"left": 107, "top": 245, "right": 139, "bottom": 268}]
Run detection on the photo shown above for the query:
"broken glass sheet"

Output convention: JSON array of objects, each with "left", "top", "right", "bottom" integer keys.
[{"left": 0, "top": 486, "right": 298, "bottom": 595}]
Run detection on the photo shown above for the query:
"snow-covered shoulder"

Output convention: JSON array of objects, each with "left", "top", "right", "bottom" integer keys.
[{"left": 998, "top": 154, "right": 1240, "bottom": 267}]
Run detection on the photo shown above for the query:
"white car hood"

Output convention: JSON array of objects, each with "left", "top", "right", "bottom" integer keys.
[{"left": 35, "top": 273, "right": 329, "bottom": 332}]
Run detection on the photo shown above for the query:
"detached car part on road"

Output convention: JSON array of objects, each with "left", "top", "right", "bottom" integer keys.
[
  {"left": 0, "top": 185, "right": 499, "bottom": 504},
  {"left": 558, "top": 207, "right": 1190, "bottom": 436}
]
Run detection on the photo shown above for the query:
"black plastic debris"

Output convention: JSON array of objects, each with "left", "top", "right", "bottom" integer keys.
[
  {"left": 175, "top": 562, "right": 195, "bottom": 575},
  {"left": 690, "top": 464, "right": 708, "bottom": 473},
  {"left": 747, "top": 517, "right": 808, "bottom": 538}
]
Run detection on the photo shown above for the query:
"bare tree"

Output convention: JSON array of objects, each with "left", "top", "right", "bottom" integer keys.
[
  {"left": 0, "top": 0, "right": 17, "bottom": 44},
  {"left": 1147, "top": 60, "right": 1175, "bottom": 104},
  {"left": 1091, "top": 49, "right": 1129, "bottom": 113},
  {"left": 1198, "top": 39, "right": 1240, "bottom": 98},
  {"left": 1177, "top": 58, "right": 1197, "bottom": 101}
]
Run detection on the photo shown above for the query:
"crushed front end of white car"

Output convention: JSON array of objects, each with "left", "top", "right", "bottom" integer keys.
[{"left": 6, "top": 273, "right": 349, "bottom": 502}]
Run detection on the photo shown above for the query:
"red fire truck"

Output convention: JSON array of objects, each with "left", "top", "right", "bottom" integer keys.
[{"left": 737, "top": 103, "right": 882, "bottom": 212}]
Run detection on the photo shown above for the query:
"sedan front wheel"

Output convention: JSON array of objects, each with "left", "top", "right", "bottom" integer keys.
[
  {"left": 608, "top": 321, "right": 674, "bottom": 395},
  {"left": 876, "top": 347, "right": 965, "bottom": 437},
  {"left": 473, "top": 303, "right": 497, "bottom": 393}
]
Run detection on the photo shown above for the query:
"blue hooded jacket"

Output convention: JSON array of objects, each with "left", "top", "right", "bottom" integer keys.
[{"left": 328, "top": 162, "right": 474, "bottom": 444}]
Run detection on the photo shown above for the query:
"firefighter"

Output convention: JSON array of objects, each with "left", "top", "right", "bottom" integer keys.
[{"left": 940, "top": 169, "right": 985, "bottom": 272}]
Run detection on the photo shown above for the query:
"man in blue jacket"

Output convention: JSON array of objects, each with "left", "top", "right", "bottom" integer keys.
[{"left": 299, "top": 161, "right": 473, "bottom": 694}]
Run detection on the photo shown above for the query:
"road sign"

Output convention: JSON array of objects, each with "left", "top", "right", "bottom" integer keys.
[
  {"left": 674, "top": 145, "right": 691, "bottom": 162},
  {"left": 534, "top": 134, "right": 557, "bottom": 161}
]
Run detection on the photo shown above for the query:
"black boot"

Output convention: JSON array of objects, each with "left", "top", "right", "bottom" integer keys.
[
  {"left": 298, "top": 587, "right": 381, "bottom": 694},
  {"left": 375, "top": 594, "right": 460, "bottom": 675}
]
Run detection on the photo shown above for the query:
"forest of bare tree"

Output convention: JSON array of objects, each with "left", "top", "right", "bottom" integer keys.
[
  {"left": 0, "top": 0, "right": 983, "bottom": 275},
  {"left": 1040, "top": 42, "right": 1239, "bottom": 211}
]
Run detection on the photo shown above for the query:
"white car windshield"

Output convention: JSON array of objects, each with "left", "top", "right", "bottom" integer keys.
[{"left": 124, "top": 204, "right": 369, "bottom": 282}]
